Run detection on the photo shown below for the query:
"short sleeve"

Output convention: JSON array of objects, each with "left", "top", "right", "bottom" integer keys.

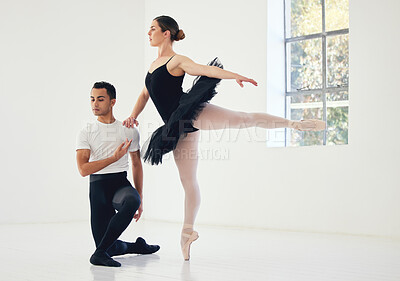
[
  {"left": 76, "top": 128, "right": 90, "bottom": 150},
  {"left": 127, "top": 127, "right": 140, "bottom": 152}
]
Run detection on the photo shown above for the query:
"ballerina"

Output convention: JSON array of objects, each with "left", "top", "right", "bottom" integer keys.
[{"left": 123, "top": 15, "right": 325, "bottom": 261}]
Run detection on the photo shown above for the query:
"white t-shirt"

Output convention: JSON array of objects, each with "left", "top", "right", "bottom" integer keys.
[{"left": 76, "top": 119, "right": 140, "bottom": 175}]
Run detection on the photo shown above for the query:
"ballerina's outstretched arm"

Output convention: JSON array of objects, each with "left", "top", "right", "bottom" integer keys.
[{"left": 177, "top": 55, "right": 258, "bottom": 88}]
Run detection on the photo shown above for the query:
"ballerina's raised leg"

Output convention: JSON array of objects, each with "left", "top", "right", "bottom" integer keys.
[{"left": 193, "top": 103, "right": 326, "bottom": 131}]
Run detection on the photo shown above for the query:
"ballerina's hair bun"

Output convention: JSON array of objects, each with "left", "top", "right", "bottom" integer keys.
[
  {"left": 154, "top": 15, "right": 185, "bottom": 42},
  {"left": 175, "top": 29, "right": 185, "bottom": 41}
]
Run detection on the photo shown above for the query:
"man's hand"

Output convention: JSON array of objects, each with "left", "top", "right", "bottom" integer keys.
[
  {"left": 134, "top": 202, "right": 143, "bottom": 222},
  {"left": 113, "top": 139, "right": 132, "bottom": 161}
]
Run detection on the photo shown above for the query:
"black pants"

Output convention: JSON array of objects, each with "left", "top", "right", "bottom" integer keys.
[{"left": 89, "top": 171, "right": 141, "bottom": 253}]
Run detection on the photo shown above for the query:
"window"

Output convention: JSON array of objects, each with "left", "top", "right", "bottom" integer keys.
[{"left": 284, "top": 0, "right": 349, "bottom": 146}]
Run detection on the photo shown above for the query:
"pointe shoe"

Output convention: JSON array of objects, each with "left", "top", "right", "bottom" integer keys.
[
  {"left": 292, "top": 119, "right": 326, "bottom": 131},
  {"left": 181, "top": 224, "right": 199, "bottom": 261}
]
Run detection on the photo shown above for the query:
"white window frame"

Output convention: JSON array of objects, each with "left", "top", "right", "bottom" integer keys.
[{"left": 284, "top": 0, "right": 349, "bottom": 146}]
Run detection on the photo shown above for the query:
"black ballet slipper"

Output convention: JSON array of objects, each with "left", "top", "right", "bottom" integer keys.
[
  {"left": 126, "top": 237, "right": 160, "bottom": 255},
  {"left": 90, "top": 250, "right": 121, "bottom": 267}
]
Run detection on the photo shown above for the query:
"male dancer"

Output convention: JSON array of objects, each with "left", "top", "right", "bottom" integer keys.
[{"left": 76, "top": 81, "right": 159, "bottom": 267}]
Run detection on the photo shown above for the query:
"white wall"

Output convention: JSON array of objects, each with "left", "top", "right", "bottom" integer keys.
[
  {"left": 0, "top": 0, "right": 145, "bottom": 223},
  {"left": 1, "top": 0, "right": 399, "bottom": 239}
]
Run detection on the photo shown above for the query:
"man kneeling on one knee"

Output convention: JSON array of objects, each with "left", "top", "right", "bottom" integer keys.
[{"left": 76, "top": 81, "right": 160, "bottom": 267}]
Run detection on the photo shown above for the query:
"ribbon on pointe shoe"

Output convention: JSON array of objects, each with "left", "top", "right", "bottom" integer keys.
[{"left": 181, "top": 224, "right": 199, "bottom": 261}]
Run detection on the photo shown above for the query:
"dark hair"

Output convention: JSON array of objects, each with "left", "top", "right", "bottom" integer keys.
[
  {"left": 154, "top": 15, "right": 185, "bottom": 41},
  {"left": 92, "top": 81, "right": 116, "bottom": 100}
]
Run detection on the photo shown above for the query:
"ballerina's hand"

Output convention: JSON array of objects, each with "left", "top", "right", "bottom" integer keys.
[
  {"left": 235, "top": 75, "right": 258, "bottom": 88},
  {"left": 122, "top": 116, "right": 139, "bottom": 128}
]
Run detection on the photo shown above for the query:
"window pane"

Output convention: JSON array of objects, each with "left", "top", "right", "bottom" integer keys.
[
  {"left": 326, "top": 91, "right": 348, "bottom": 145},
  {"left": 327, "top": 34, "right": 349, "bottom": 88},
  {"left": 288, "top": 94, "right": 324, "bottom": 146},
  {"left": 287, "top": 38, "right": 322, "bottom": 92},
  {"left": 286, "top": 0, "right": 322, "bottom": 38},
  {"left": 326, "top": 0, "right": 349, "bottom": 31}
]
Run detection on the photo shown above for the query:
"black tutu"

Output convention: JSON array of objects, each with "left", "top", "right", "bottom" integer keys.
[{"left": 142, "top": 57, "right": 223, "bottom": 165}]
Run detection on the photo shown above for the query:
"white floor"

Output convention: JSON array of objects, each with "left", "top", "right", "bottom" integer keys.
[{"left": 1, "top": 220, "right": 400, "bottom": 281}]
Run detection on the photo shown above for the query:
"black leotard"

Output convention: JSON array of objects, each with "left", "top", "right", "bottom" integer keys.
[{"left": 145, "top": 56, "right": 185, "bottom": 122}]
